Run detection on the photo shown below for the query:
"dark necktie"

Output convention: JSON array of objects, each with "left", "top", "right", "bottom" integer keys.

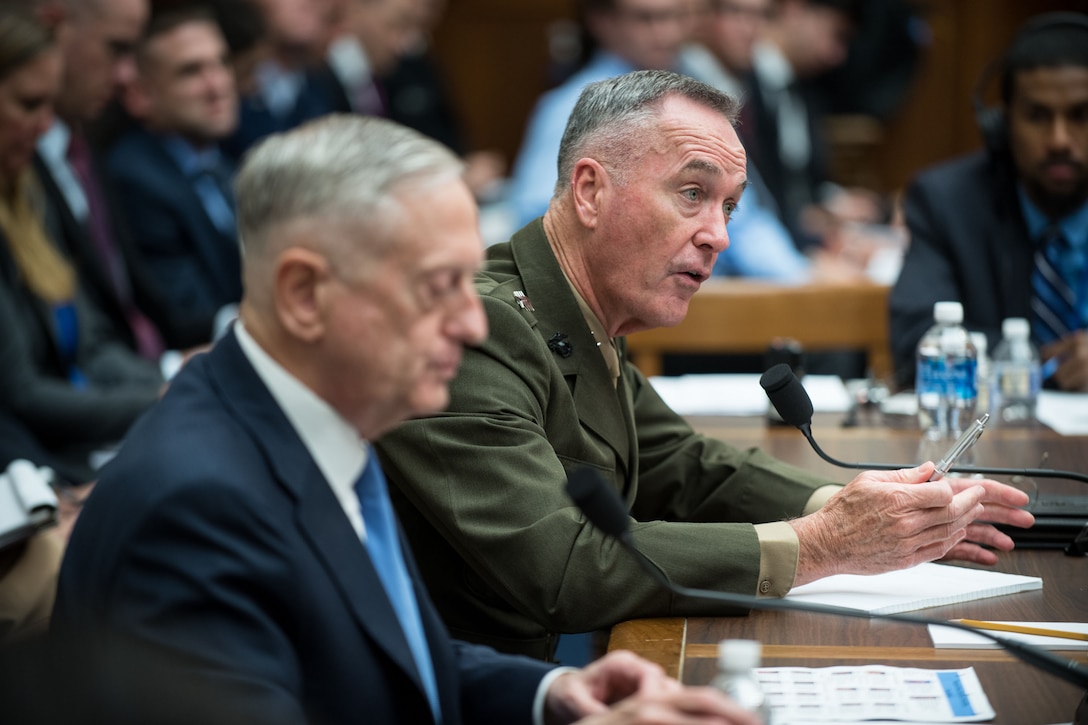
[
  {"left": 1031, "top": 226, "right": 1080, "bottom": 345},
  {"left": 354, "top": 452, "right": 441, "bottom": 720},
  {"left": 66, "top": 134, "right": 164, "bottom": 360},
  {"left": 352, "top": 76, "right": 386, "bottom": 117}
]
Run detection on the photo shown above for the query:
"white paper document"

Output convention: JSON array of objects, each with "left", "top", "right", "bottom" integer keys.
[
  {"left": 760, "top": 665, "right": 995, "bottom": 723},
  {"left": 785, "top": 562, "right": 1042, "bottom": 615},
  {"left": 927, "top": 621, "right": 1088, "bottom": 650},
  {"left": 1036, "top": 390, "right": 1088, "bottom": 435},
  {"left": 648, "top": 374, "right": 851, "bottom": 416}
]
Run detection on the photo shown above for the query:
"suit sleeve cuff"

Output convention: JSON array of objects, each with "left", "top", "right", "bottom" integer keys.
[
  {"left": 754, "top": 521, "right": 798, "bottom": 598},
  {"left": 803, "top": 485, "right": 841, "bottom": 515},
  {"left": 533, "top": 666, "right": 579, "bottom": 725}
]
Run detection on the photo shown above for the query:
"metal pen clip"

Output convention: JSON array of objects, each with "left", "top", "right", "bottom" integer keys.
[{"left": 932, "top": 413, "right": 990, "bottom": 480}]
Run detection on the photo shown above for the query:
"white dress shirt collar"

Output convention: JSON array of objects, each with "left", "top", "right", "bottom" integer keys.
[{"left": 234, "top": 322, "right": 369, "bottom": 537}]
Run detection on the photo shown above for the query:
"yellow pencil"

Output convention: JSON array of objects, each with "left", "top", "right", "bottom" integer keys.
[{"left": 951, "top": 619, "right": 1088, "bottom": 642}]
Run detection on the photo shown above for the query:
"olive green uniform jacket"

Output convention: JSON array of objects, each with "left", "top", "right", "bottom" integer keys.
[{"left": 377, "top": 220, "right": 832, "bottom": 660}]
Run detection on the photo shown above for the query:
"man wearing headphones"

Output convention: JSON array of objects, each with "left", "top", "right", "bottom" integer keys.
[{"left": 889, "top": 12, "right": 1088, "bottom": 392}]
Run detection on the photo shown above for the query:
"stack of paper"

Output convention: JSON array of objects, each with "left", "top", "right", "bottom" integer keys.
[{"left": 786, "top": 563, "right": 1042, "bottom": 615}]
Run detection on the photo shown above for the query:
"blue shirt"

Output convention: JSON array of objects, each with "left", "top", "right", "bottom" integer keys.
[
  {"left": 160, "top": 135, "right": 237, "bottom": 237},
  {"left": 712, "top": 165, "right": 811, "bottom": 283},
  {"left": 507, "top": 52, "right": 636, "bottom": 230}
]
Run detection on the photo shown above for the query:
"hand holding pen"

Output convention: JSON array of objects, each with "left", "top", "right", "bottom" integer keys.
[{"left": 930, "top": 413, "right": 989, "bottom": 480}]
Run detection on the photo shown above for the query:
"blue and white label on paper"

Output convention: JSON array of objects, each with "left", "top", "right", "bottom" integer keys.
[
  {"left": 755, "top": 665, "right": 996, "bottom": 722},
  {"left": 937, "top": 671, "right": 975, "bottom": 717}
]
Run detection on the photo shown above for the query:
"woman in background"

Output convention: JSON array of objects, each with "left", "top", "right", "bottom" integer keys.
[{"left": 0, "top": 8, "right": 162, "bottom": 485}]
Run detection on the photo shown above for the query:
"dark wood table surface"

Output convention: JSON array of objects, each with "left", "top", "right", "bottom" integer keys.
[{"left": 608, "top": 411, "right": 1088, "bottom": 724}]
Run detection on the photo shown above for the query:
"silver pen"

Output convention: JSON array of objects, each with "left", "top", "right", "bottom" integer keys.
[{"left": 931, "top": 413, "right": 990, "bottom": 480}]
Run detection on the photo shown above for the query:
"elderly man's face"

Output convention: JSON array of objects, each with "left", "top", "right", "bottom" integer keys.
[
  {"left": 1007, "top": 65, "right": 1088, "bottom": 218},
  {"left": 585, "top": 95, "right": 746, "bottom": 337},
  {"left": 319, "top": 177, "right": 488, "bottom": 438}
]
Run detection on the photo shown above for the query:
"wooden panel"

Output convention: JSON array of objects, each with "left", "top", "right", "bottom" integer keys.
[{"left": 624, "top": 280, "right": 891, "bottom": 379}]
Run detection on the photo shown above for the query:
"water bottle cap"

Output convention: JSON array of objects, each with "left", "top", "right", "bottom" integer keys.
[
  {"left": 718, "top": 639, "right": 762, "bottom": 669},
  {"left": 1002, "top": 317, "right": 1030, "bottom": 339},
  {"left": 933, "top": 301, "right": 963, "bottom": 324}
]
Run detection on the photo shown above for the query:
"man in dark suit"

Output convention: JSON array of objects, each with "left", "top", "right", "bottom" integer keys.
[
  {"left": 27, "top": 0, "right": 209, "bottom": 354},
  {"left": 222, "top": 0, "right": 351, "bottom": 160},
  {"left": 50, "top": 115, "right": 758, "bottom": 725},
  {"left": 107, "top": 6, "right": 243, "bottom": 343},
  {"left": 375, "top": 70, "right": 1034, "bottom": 661},
  {"left": 889, "top": 14, "right": 1088, "bottom": 392}
]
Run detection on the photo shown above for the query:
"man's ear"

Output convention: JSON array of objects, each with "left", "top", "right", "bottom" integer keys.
[
  {"left": 570, "top": 158, "right": 609, "bottom": 230},
  {"left": 273, "top": 247, "right": 329, "bottom": 344}
]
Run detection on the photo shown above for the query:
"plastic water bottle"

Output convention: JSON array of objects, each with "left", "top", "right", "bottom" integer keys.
[
  {"left": 970, "top": 331, "right": 992, "bottom": 418},
  {"left": 916, "top": 302, "right": 977, "bottom": 446},
  {"left": 712, "top": 639, "right": 772, "bottom": 723},
  {"left": 992, "top": 317, "right": 1041, "bottom": 426}
]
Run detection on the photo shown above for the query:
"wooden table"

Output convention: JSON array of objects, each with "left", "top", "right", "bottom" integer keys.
[{"left": 609, "top": 414, "right": 1088, "bottom": 724}]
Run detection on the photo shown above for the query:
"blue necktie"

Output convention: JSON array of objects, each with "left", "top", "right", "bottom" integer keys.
[
  {"left": 1031, "top": 227, "right": 1080, "bottom": 345},
  {"left": 192, "top": 153, "right": 236, "bottom": 237},
  {"left": 354, "top": 452, "right": 441, "bottom": 722}
]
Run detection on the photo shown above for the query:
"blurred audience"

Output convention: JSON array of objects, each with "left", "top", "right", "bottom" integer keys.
[
  {"left": 379, "top": 0, "right": 507, "bottom": 200},
  {"left": 326, "top": 0, "right": 426, "bottom": 117},
  {"left": 25, "top": 0, "right": 210, "bottom": 363},
  {"left": 0, "top": 7, "right": 161, "bottom": 489},
  {"left": 744, "top": 0, "right": 887, "bottom": 252},
  {"left": 890, "top": 13, "right": 1088, "bottom": 392},
  {"left": 506, "top": 0, "right": 693, "bottom": 230},
  {"left": 221, "top": 0, "right": 349, "bottom": 159},
  {"left": 108, "top": 6, "right": 242, "bottom": 343}
]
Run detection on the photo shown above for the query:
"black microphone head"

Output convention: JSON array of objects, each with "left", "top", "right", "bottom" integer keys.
[
  {"left": 565, "top": 467, "right": 631, "bottom": 540},
  {"left": 759, "top": 363, "right": 813, "bottom": 428}
]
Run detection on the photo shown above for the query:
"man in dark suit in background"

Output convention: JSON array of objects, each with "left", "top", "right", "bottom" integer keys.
[
  {"left": 51, "top": 115, "right": 758, "bottom": 725},
  {"left": 889, "top": 13, "right": 1088, "bottom": 392},
  {"left": 24, "top": 0, "right": 210, "bottom": 354},
  {"left": 108, "top": 6, "right": 243, "bottom": 344}
]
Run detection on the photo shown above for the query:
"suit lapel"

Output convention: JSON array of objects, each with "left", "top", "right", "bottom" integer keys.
[
  {"left": 206, "top": 333, "right": 437, "bottom": 713},
  {"left": 507, "top": 224, "right": 632, "bottom": 476}
]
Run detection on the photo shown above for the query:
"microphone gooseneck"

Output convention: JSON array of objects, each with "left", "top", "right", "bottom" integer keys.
[
  {"left": 757, "top": 364, "right": 1088, "bottom": 484},
  {"left": 565, "top": 466, "right": 1088, "bottom": 690}
]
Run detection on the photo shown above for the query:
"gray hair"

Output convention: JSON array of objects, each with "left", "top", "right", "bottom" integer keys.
[
  {"left": 553, "top": 70, "right": 740, "bottom": 196},
  {"left": 235, "top": 114, "right": 463, "bottom": 268}
]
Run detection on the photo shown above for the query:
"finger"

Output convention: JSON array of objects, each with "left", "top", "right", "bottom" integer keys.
[
  {"left": 946, "top": 478, "right": 1030, "bottom": 508},
  {"left": 962, "top": 522, "right": 1017, "bottom": 552},
  {"left": 978, "top": 503, "right": 1035, "bottom": 529},
  {"left": 941, "top": 540, "right": 1001, "bottom": 566}
]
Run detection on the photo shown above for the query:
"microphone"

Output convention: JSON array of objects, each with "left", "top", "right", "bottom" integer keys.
[
  {"left": 565, "top": 466, "right": 1088, "bottom": 692},
  {"left": 758, "top": 363, "right": 1088, "bottom": 484}
]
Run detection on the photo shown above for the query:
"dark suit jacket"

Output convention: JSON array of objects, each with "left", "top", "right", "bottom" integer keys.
[
  {"left": 888, "top": 152, "right": 1034, "bottom": 389},
  {"left": 222, "top": 64, "right": 351, "bottom": 162},
  {"left": 377, "top": 220, "right": 831, "bottom": 660},
  {"left": 106, "top": 129, "right": 243, "bottom": 338},
  {"left": 33, "top": 152, "right": 209, "bottom": 350},
  {"left": 739, "top": 71, "right": 830, "bottom": 249},
  {"left": 0, "top": 230, "right": 161, "bottom": 482},
  {"left": 51, "top": 331, "right": 553, "bottom": 725}
]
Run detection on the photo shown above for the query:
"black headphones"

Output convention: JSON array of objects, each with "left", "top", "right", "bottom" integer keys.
[{"left": 972, "top": 11, "right": 1088, "bottom": 157}]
